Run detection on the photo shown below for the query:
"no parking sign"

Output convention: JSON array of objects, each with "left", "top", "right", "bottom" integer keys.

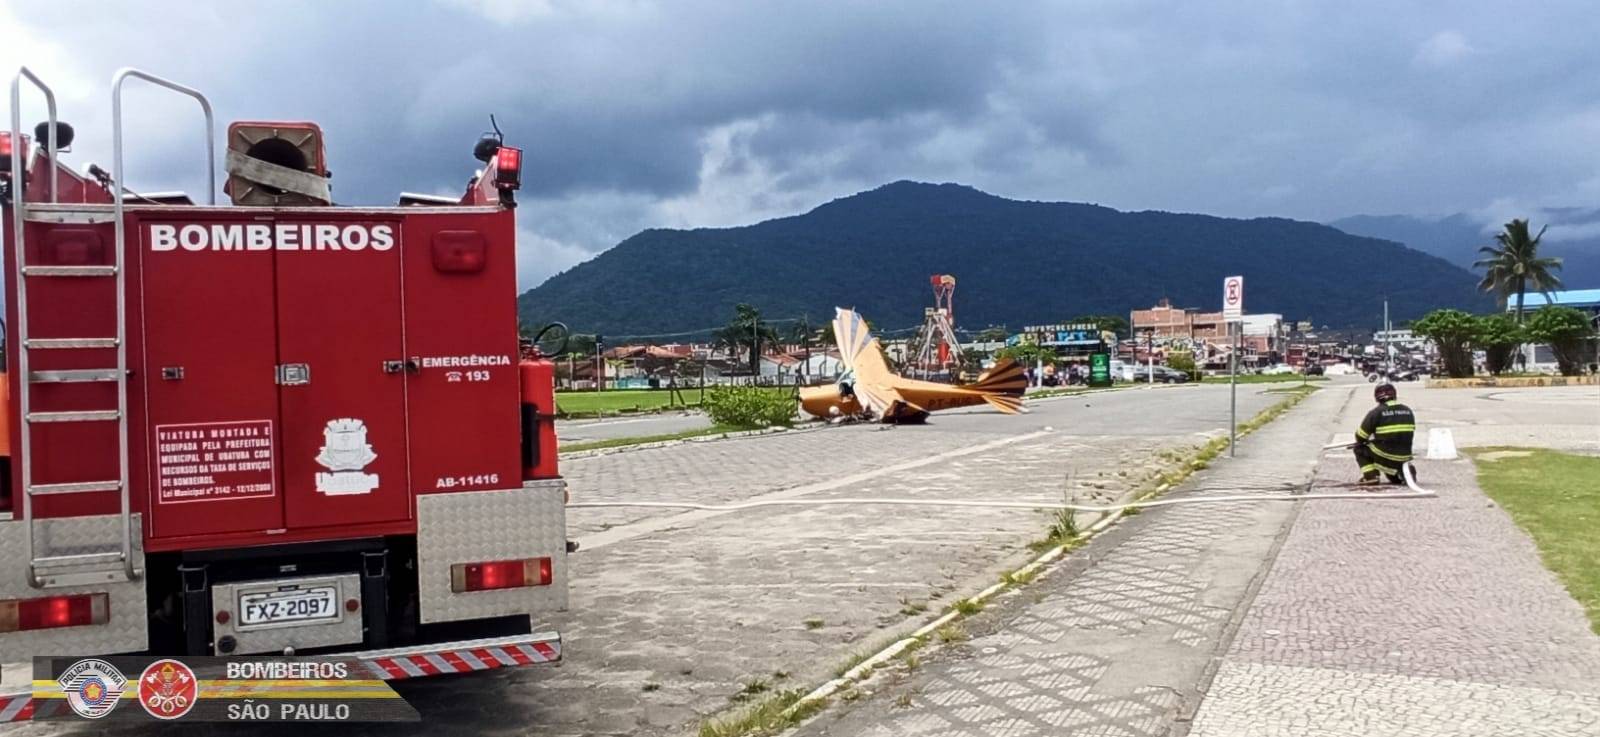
[{"left": 1223, "top": 275, "right": 1244, "bottom": 321}]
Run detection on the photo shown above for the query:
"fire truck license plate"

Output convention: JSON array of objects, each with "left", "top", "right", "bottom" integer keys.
[{"left": 239, "top": 585, "right": 339, "bottom": 627}]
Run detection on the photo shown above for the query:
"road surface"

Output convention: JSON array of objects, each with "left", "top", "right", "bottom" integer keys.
[
  {"left": 558, "top": 412, "right": 714, "bottom": 446},
  {"left": 16, "top": 383, "right": 1286, "bottom": 736}
]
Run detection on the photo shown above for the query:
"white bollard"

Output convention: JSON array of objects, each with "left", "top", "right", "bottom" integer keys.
[{"left": 1425, "top": 427, "right": 1458, "bottom": 460}]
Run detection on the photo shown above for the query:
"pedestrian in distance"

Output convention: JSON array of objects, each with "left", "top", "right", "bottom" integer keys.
[{"left": 1354, "top": 382, "right": 1416, "bottom": 485}]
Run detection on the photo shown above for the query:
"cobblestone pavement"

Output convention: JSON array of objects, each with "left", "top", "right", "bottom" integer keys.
[
  {"left": 386, "top": 385, "right": 1280, "bottom": 736},
  {"left": 1399, "top": 383, "right": 1600, "bottom": 455},
  {"left": 8, "top": 385, "right": 1280, "bottom": 737},
  {"left": 792, "top": 382, "right": 1352, "bottom": 737},
  {"left": 1191, "top": 383, "right": 1600, "bottom": 736}
]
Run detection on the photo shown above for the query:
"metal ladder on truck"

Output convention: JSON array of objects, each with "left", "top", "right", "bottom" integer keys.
[{"left": 9, "top": 67, "right": 215, "bottom": 588}]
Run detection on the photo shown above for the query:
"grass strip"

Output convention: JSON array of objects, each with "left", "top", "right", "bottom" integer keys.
[
  {"left": 556, "top": 387, "right": 792, "bottom": 417},
  {"left": 696, "top": 688, "right": 826, "bottom": 737},
  {"left": 1469, "top": 447, "right": 1600, "bottom": 634}
]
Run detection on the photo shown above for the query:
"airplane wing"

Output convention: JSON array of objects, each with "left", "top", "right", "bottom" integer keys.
[
  {"left": 833, "top": 308, "right": 871, "bottom": 371},
  {"left": 833, "top": 307, "right": 916, "bottom": 417},
  {"left": 829, "top": 306, "right": 1026, "bottom": 421}
]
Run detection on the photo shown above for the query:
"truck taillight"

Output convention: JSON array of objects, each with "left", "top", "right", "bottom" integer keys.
[
  {"left": 450, "top": 557, "right": 552, "bottom": 593},
  {"left": 494, "top": 147, "right": 521, "bottom": 190},
  {"left": 0, "top": 593, "right": 109, "bottom": 632}
]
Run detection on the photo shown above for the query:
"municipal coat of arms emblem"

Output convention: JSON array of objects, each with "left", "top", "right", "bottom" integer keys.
[{"left": 315, "top": 418, "right": 380, "bottom": 495}]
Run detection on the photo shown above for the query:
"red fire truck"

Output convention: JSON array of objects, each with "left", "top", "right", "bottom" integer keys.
[{"left": 0, "top": 67, "right": 568, "bottom": 718}]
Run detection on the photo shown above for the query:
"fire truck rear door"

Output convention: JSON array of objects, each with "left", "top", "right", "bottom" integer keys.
[
  {"left": 141, "top": 216, "right": 285, "bottom": 538},
  {"left": 274, "top": 219, "right": 411, "bottom": 530}
]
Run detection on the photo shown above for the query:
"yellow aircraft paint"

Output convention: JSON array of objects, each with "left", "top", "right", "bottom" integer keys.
[{"left": 800, "top": 307, "right": 1026, "bottom": 422}]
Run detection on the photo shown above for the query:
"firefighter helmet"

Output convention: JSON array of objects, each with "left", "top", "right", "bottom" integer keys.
[{"left": 1374, "top": 382, "right": 1397, "bottom": 402}]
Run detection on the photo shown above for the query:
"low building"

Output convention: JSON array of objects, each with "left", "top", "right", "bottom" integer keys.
[
  {"left": 1516, "top": 289, "right": 1600, "bottom": 320},
  {"left": 1132, "top": 299, "right": 1282, "bottom": 368},
  {"left": 796, "top": 352, "right": 845, "bottom": 379},
  {"left": 1241, "top": 313, "right": 1287, "bottom": 363},
  {"left": 1372, "top": 329, "right": 1427, "bottom": 350},
  {"left": 758, "top": 353, "right": 802, "bottom": 379},
  {"left": 1129, "top": 299, "right": 1226, "bottom": 341},
  {"left": 1512, "top": 289, "right": 1600, "bottom": 373}
]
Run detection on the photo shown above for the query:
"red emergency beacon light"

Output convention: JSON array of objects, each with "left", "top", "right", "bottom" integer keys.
[{"left": 0, "top": 66, "right": 569, "bottom": 692}]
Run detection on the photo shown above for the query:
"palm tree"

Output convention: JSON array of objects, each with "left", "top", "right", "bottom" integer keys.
[
  {"left": 1474, "top": 219, "right": 1564, "bottom": 323},
  {"left": 713, "top": 303, "right": 780, "bottom": 376}
]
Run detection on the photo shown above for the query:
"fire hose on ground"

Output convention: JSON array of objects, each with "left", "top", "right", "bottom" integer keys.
[{"left": 566, "top": 457, "right": 1435, "bottom": 513}]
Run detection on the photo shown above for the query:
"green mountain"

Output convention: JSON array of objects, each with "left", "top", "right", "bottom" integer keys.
[{"left": 519, "top": 181, "right": 1488, "bottom": 337}]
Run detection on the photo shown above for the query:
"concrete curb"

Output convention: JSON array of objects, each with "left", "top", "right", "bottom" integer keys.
[{"left": 1426, "top": 375, "right": 1598, "bottom": 389}]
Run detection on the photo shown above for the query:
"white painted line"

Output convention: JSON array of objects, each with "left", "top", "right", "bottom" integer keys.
[{"left": 576, "top": 430, "right": 1054, "bottom": 551}]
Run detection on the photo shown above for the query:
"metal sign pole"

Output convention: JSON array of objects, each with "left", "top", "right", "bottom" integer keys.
[
  {"left": 1230, "top": 320, "right": 1238, "bottom": 457},
  {"left": 1221, "top": 274, "right": 1243, "bottom": 458}
]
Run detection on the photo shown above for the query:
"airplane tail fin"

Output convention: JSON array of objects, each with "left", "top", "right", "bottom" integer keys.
[
  {"left": 981, "top": 393, "right": 1025, "bottom": 414},
  {"left": 967, "top": 358, "right": 1028, "bottom": 396},
  {"left": 964, "top": 358, "right": 1028, "bottom": 414}
]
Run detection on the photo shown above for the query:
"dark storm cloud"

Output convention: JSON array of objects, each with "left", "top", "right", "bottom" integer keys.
[
  {"left": 6, "top": 1, "right": 1066, "bottom": 202},
  {"left": 6, "top": 1, "right": 1600, "bottom": 287}
]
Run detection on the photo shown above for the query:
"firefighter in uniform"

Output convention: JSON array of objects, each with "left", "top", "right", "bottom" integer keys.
[{"left": 1354, "top": 383, "right": 1416, "bottom": 484}]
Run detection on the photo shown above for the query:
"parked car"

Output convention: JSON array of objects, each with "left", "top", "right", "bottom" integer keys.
[
  {"left": 1303, "top": 363, "right": 1325, "bottom": 377},
  {"left": 1133, "top": 365, "right": 1190, "bottom": 384},
  {"left": 1261, "top": 363, "right": 1296, "bottom": 375},
  {"left": 1323, "top": 363, "right": 1360, "bottom": 376}
]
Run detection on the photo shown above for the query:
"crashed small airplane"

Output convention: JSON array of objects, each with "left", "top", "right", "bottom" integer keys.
[{"left": 800, "top": 307, "right": 1027, "bottom": 423}]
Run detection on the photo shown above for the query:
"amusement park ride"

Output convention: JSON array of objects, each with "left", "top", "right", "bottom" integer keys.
[{"left": 909, "top": 274, "right": 961, "bottom": 381}]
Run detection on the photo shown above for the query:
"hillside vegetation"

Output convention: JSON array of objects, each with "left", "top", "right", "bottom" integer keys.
[{"left": 521, "top": 181, "right": 1488, "bottom": 335}]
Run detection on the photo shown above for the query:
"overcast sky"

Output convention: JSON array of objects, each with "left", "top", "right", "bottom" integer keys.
[{"left": 5, "top": 1, "right": 1599, "bottom": 288}]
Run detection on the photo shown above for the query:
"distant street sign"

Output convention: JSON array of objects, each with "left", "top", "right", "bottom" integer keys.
[{"left": 1223, "top": 275, "right": 1244, "bottom": 322}]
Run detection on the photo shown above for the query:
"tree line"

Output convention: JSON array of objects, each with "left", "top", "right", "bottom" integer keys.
[{"left": 1413, "top": 218, "right": 1596, "bottom": 377}]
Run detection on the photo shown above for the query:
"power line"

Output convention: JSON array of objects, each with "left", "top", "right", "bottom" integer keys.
[
  {"left": 563, "top": 318, "right": 973, "bottom": 345},
  {"left": 564, "top": 316, "right": 806, "bottom": 342}
]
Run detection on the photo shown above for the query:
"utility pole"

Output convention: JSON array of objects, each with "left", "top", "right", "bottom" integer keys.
[
  {"left": 594, "top": 334, "right": 605, "bottom": 392},
  {"left": 802, "top": 315, "right": 811, "bottom": 388},
  {"left": 1146, "top": 328, "right": 1155, "bottom": 384},
  {"left": 1382, "top": 298, "right": 1391, "bottom": 376}
]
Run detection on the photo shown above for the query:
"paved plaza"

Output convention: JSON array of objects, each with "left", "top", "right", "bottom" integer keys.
[
  {"left": 15, "top": 382, "right": 1596, "bottom": 736},
  {"left": 797, "top": 382, "right": 1600, "bottom": 737},
  {"left": 1194, "top": 384, "right": 1600, "bottom": 737}
]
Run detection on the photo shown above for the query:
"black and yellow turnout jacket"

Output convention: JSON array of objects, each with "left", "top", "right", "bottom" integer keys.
[{"left": 1356, "top": 400, "right": 1416, "bottom": 466}]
